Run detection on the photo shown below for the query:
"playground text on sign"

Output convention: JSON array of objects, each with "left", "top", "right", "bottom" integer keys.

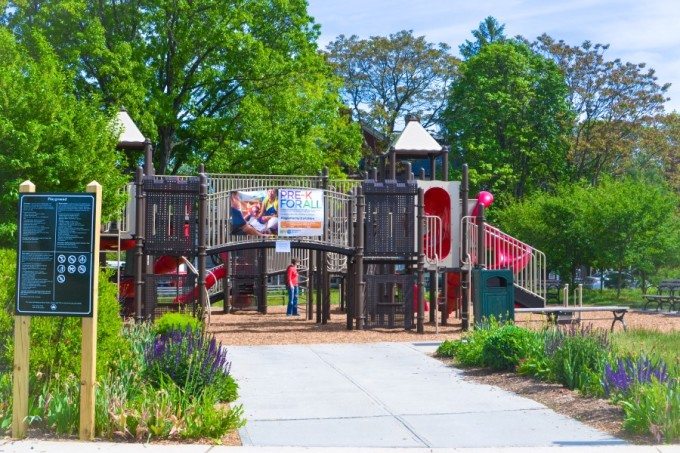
[
  {"left": 16, "top": 193, "right": 95, "bottom": 316},
  {"left": 278, "top": 189, "right": 324, "bottom": 236}
]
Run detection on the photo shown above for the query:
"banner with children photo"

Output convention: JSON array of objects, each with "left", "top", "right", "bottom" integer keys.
[{"left": 229, "top": 188, "right": 279, "bottom": 237}]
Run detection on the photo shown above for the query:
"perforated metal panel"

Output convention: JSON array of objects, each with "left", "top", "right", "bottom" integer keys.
[
  {"left": 230, "top": 249, "right": 260, "bottom": 276},
  {"left": 363, "top": 181, "right": 417, "bottom": 256},
  {"left": 364, "top": 274, "right": 415, "bottom": 329},
  {"left": 230, "top": 276, "right": 260, "bottom": 311},
  {"left": 143, "top": 176, "right": 200, "bottom": 255},
  {"left": 144, "top": 272, "right": 197, "bottom": 320}
]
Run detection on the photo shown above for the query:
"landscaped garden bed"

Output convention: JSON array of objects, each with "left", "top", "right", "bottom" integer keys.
[{"left": 436, "top": 319, "right": 679, "bottom": 444}]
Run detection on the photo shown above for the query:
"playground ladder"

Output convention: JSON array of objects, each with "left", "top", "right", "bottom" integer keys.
[{"left": 461, "top": 216, "right": 546, "bottom": 304}]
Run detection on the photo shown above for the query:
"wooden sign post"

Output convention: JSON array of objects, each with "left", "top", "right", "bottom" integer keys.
[{"left": 12, "top": 180, "right": 101, "bottom": 440}]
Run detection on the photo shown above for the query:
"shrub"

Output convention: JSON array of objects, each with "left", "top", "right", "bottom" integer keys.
[
  {"left": 436, "top": 339, "right": 459, "bottom": 358},
  {"left": 553, "top": 333, "right": 609, "bottom": 394},
  {"left": 152, "top": 312, "right": 202, "bottom": 336},
  {"left": 27, "top": 269, "right": 131, "bottom": 381},
  {"left": 620, "top": 379, "right": 679, "bottom": 443},
  {"left": 144, "top": 327, "right": 231, "bottom": 399},
  {"left": 481, "top": 324, "right": 540, "bottom": 371}
]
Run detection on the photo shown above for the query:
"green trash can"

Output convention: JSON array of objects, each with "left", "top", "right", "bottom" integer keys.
[{"left": 472, "top": 269, "right": 514, "bottom": 325}]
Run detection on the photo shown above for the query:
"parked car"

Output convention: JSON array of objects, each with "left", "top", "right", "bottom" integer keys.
[
  {"left": 583, "top": 275, "right": 604, "bottom": 290},
  {"left": 603, "top": 271, "right": 638, "bottom": 289}
]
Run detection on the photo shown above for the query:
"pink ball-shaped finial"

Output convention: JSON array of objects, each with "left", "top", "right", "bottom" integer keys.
[{"left": 477, "top": 191, "right": 494, "bottom": 207}]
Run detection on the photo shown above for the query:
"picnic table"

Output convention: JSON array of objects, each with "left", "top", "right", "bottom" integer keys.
[
  {"left": 515, "top": 306, "right": 629, "bottom": 332},
  {"left": 642, "top": 280, "right": 680, "bottom": 311}
]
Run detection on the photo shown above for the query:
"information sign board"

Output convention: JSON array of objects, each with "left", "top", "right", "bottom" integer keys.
[
  {"left": 278, "top": 189, "right": 324, "bottom": 237},
  {"left": 16, "top": 193, "right": 95, "bottom": 316}
]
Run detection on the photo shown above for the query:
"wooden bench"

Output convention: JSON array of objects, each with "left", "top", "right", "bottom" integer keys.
[
  {"left": 643, "top": 280, "right": 680, "bottom": 312},
  {"left": 515, "top": 306, "right": 629, "bottom": 332}
]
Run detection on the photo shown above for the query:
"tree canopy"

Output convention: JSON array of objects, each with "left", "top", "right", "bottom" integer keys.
[
  {"left": 534, "top": 35, "right": 670, "bottom": 185},
  {"left": 498, "top": 178, "right": 680, "bottom": 287},
  {"left": 443, "top": 40, "right": 573, "bottom": 206},
  {"left": 3, "top": 0, "right": 361, "bottom": 176},
  {"left": 0, "top": 29, "right": 127, "bottom": 245},
  {"left": 326, "top": 30, "right": 459, "bottom": 146}
]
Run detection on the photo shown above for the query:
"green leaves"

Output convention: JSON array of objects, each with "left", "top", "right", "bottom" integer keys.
[
  {"left": 0, "top": 29, "right": 128, "bottom": 246},
  {"left": 444, "top": 41, "right": 572, "bottom": 206}
]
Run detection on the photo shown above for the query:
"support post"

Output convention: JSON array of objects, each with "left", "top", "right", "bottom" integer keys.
[
  {"left": 12, "top": 180, "right": 34, "bottom": 439},
  {"left": 198, "top": 173, "right": 208, "bottom": 318},
  {"left": 355, "top": 187, "right": 365, "bottom": 330},
  {"left": 476, "top": 204, "right": 486, "bottom": 269},
  {"left": 80, "top": 181, "right": 102, "bottom": 440},
  {"left": 316, "top": 250, "right": 322, "bottom": 323},
  {"left": 417, "top": 188, "right": 425, "bottom": 333},
  {"left": 143, "top": 139, "right": 154, "bottom": 176},
  {"left": 134, "top": 166, "right": 145, "bottom": 322},
  {"left": 389, "top": 150, "right": 396, "bottom": 180},
  {"left": 442, "top": 146, "right": 450, "bottom": 181},
  {"left": 461, "top": 164, "right": 470, "bottom": 331}
]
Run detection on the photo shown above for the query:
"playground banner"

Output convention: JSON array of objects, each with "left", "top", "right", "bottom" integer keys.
[
  {"left": 278, "top": 189, "right": 324, "bottom": 237},
  {"left": 230, "top": 188, "right": 324, "bottom": 237}
]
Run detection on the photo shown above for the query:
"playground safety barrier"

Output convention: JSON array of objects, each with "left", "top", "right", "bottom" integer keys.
[{"left": 461, "top": 216, "right": 546, "bottom": 304}]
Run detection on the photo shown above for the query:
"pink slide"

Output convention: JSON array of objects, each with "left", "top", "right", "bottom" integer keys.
[
  {"left": 117, "top": 255, "right": 227, "bottom": 305},
  {"left": 423, "top": 186, "right": 452, "bottom": 262},
  {"left": 470, "top": 191, "right": 532, "bottom": 272},
  {"left": 486, "top": 231, "right": 532, "bottom": 272},
  {"left": 173, "top": 264, "right": 226, "bottom": 304}
]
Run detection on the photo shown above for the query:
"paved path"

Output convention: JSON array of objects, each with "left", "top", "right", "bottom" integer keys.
[{"left": 229, "top": 342, "right": 625, "bottom": 449}]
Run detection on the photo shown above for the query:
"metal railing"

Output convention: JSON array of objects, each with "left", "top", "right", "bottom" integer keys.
[
  {"left": 424, "top": 215, "right": 444, "bottom": 269},
  {"left": 461, "top": 216, "right": 546, "bottom": 302}
]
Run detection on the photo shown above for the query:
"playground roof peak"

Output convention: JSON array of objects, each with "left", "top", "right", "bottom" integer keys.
[
  {"left": 114, "top": 107, "right": 146, "bottom": 149},
  {"left": 390, "top": 116, "right": 442, "bottom": 154}
]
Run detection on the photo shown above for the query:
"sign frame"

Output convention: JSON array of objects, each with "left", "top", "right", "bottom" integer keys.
[{"left": 15, "top": 192, "right": 96, "bottom": 317}]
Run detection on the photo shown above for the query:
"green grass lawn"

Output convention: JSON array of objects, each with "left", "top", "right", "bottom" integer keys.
[
  {"left": 580, "top": 288, "right": 647, "bottom": 308},
  {"left": 611, "top": 329, "right": 680, "bottom": 370}
]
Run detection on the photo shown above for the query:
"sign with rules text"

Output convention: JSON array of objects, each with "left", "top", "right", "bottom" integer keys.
[{"left": 16, "top": 193, "right": 96, "bottom": 316}]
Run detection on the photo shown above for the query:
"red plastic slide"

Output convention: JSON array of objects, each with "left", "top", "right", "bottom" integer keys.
[
  {"left": 423, "top": 186, "right": 451, "bottom": 262},
  {"left": 173, "top": 264, "right": 226, "bottom": 304}
]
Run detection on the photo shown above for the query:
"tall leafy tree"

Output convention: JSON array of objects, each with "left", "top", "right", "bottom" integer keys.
[
  {"left": 459, "top": 16, "right": 506, "bottom": 59},
  {"left": 3, "top": 0, "right": 361, "bottom": 176},
  {"left": 534, "top": 35, "right": 670, "bottom": 184},
  {"left": 443, "top": 41, "right": 573, "bottom": 206},
  {"left": 498, "top": 178, "right": 680, "bottom": 288},
  {"left": 326, "top": 30, "right": 459, "bottom": 144},
  {"left": 0, "top": 29, "right": 127, "bottom": 245}
]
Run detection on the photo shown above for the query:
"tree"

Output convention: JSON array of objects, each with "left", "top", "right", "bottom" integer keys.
[
  {"left": 497, "top": 184, "right": 595, "bottom": 283},
  {"left": 588, "top": 178, "right": 680, "bottom": 295},
  {"left": 3, "top": 0, "right": 361, "bottom": 176},
  {"left": 0, "top": 29, "right": 128, "bottom": 245},
  {"left": 326, "top": 30, "right": 459, "bottom": 144},
  {"left": 443, "top": 41, "right": 573, "bottom": 206},
  {"left": 498, "top": 178, "right": 680, "bottom": 292},
  {"left": 534, "top": 35, "right": 670, "bottom": 184},
  {"left": 459, "top": 16, "right": 506, "bottom": 59}
]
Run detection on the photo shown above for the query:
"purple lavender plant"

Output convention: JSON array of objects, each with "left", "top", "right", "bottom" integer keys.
[
  {"left": 144, "top": 326, "right": 231, "bottom": 397},
  {"left": 603, "top": 356, "right": 669, "bottom": 397}
]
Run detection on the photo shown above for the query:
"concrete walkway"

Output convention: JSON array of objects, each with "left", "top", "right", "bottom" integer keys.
[{"left": 228, "top": 342, "right": 626, "bottom": 449}]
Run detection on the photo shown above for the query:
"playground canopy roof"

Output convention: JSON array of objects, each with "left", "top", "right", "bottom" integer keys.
[
  {"left": 114, "top": 107, "right": 146, "bottom": 150},
  {"left": 388, "top": 115, "right": 445, "bottom": 159}
]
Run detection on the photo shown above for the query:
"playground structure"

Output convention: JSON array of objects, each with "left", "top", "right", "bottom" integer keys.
[{"left": 103, "top": 116, "right": 547, "bottom": 332}]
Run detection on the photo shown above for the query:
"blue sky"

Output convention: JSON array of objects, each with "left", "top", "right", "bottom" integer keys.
[{"left": 308, "top": 0, "right": 680, "bottom": 113}]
